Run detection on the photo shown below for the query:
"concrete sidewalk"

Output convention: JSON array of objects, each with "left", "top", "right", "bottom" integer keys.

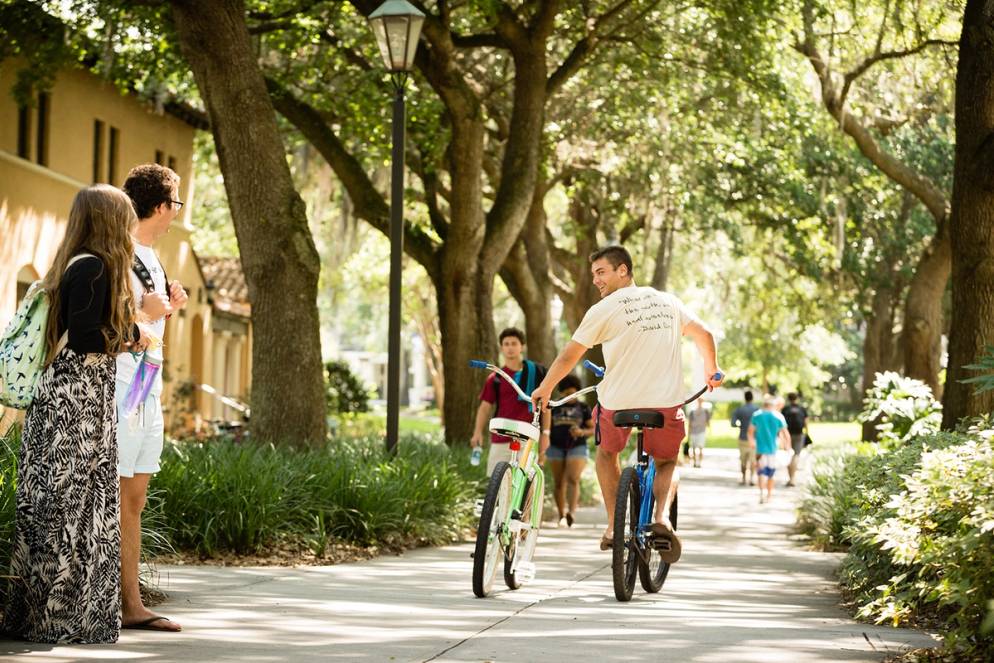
[{"left": 1, "top": 449, "right": 937, "bottom": 662}]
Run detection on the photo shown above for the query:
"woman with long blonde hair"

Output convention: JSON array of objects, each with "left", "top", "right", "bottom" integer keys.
[{"left": 3, "top": 184, "right": 147, "bottom": 644}]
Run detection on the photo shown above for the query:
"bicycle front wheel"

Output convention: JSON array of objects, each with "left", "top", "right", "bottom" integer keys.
[
  {"left": 612, "top": 466, "right": 639, "bottom": 602},
  {"left": 473, "top": 461, "right": 513, "bottom": 598},
  {"left": 639, "top": 491, "right": 677, "bottom": 593}
]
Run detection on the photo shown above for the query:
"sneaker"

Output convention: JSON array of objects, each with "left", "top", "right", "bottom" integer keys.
[
  {"left": 786, "top": 481, "right": 796, "bottom": 488},
  {"left": 565, "top": 512, "right": 574, "bottom": 528},
  {"left": 557, "top": 517, "right": 567, "bottom": 529}
]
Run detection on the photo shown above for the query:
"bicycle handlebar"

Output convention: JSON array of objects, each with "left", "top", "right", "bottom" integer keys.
[
  {"left": 583, "top": 359, "right": 605, "bottom": 377},
  {"left": 468, "top": 360, "right": 536, "bottom": 408}
]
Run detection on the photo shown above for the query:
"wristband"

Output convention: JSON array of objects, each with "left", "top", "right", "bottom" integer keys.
[{"left": 542, "top": 429, "right": 550, "bottom": 435}]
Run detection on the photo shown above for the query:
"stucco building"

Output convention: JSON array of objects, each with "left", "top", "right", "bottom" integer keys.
[{"left": 0, "top": 61, "right": 251, "bottom": 432}]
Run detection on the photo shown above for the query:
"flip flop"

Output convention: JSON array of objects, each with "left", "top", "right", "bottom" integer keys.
[
  {"left": 599, "top": 534, "right": 613, "bottom": 551},
  {"left": 649, "top": 522, "right": 682, "bottom": 564},
  {"left": 122, "top": 615, "right": 181, "bottom": 632}
]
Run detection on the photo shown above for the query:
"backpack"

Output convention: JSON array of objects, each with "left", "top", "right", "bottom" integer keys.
[
  {"left": 493, "top": 359, "right": 547, "bottom": 414},
  {"left": 0, "top": 254, "right": 95, "bottom": 409}
]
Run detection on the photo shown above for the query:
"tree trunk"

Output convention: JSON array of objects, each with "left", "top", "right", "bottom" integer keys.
[
  {"left": 500, "top": 181, "right": 556, "bottom": 365},
  {"left": 170, "top": 0, "right": 326, "bottom": 446},
  {"left": 651, "top": 217, "right": 676, "bottom": 291},
  {"left": 861, "top": 285, "right": 897, "bottom": 441},
  {"left": 942, "top": 0, "right": 994, "bottom": 428},
  {"left": 902, "top": 230, "right": 952, "bottom": 398},
  {"left": 437, "top": 267, "right": 497, "bottom": 444}
]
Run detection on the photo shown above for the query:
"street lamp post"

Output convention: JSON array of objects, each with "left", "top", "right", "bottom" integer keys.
[{"left": 367, "top": 1, "right": 425, "bottom": 454}]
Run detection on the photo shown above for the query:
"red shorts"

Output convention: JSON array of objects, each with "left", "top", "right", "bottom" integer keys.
[{"left": 595, "top": 405, "right": 686, "bottom": 460}]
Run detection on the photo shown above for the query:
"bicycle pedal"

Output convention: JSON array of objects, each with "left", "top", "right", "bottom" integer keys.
[
  {"left": 514, "top": 561, "right": 536, "bottom": 583},
  {"left": 651, "top": 538, "right": 672, "bottom": 552},
  {"left": 469, "top": 552, "right": 475, "bottom": 559},
  {"left": 508, "top": 520, "right": 530, "bottom": 533}
]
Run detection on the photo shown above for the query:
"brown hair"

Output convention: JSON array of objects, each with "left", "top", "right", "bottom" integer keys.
[
  {"left": 499, "top": 327, "right": 526, "bottom": 345},
  {"left": 43, "top": 184, "right": 138, "bottom": 362},
  {"left": 589, "top": 245, "right": 634, "bottom": 277},
  {"left": 122, "top": 163, "right": 179, "bottom": 220}
]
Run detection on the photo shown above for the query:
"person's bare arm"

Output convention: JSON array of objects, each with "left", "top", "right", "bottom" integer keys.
[
  {"left": 530, "top": 340, "right": 588, "bottom": 409},
  {"left": 748, "top": 424, "right": 757, "bottom": 449},
  {"left": 779, "top": 427, "right": 791, "bottom": 450},
  {"left": 539, "top": 408, "right": 551, "bottom": 456},
  {"left": 683, "top": 319, "right": 723, "bottom": 388},
  {"left": 470, "top": 400, "right": 493, "bottom": 448}
]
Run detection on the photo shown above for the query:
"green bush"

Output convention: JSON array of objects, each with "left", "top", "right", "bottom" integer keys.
[
  {"left": 858, "top": 371, "right": 942, "bottom": 448},
  {"left": 0, "top": 424, "right": 18, "bottom": 574},
  {"left": 149, "top": 433, "right": 477, "bottom": 556},
  {"left": 797, "top": 426, "right": 994, "bottom": 656},
  {"left": 325, "top": 360, "right": 371, "bottom": 415}
]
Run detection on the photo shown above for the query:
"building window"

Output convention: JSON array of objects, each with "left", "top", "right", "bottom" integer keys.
[
  {"left": 92, "top": 120, "right": 105, "bottom": 183},
  {"left": 35, "top": 92, "right": 50, "bottom": 167},
  {"left": 17, "top": 105, "right": 31, "bottom": 159},
  {"left": 108, "top": 126, "right": 119, "bottom": 185},
  {"left": 167, "top": 155, "right": 176, "bottom": 172},
  {"left": 155, "top": 149, "right": 164, "bottom": 165}
]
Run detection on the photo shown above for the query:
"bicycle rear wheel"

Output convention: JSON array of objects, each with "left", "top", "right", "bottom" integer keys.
[
  {"left": 612, "top": 466, "right": 639, "bottom": 602},
  {"left": 504, "top": 471, "right": 543, "bottom": 589},
  {"left": 473, "top": 462, "right": 513, "bottom": 598},
  {"left": 639, "top": 491, "right": 678, "bottom": 593}
]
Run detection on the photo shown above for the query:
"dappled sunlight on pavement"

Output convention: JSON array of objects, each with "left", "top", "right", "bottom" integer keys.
[{"left": 0, "top": 449, "right": 937, "bottom": 662}]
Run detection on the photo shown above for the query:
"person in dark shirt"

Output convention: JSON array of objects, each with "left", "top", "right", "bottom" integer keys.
[
  {"left": 782, "top": 392, "right": 809, "bottom": 487},
  {"left": 731, "top": 390, "right": 760, "bottom": 485},
  {"left": 3, "top": 185, "right": 148, "bottom": 644},
  {"left": 548, "top": 374, "right": 594, "bottom": 528}
]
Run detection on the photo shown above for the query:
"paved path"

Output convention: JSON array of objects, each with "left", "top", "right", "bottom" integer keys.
[{"left": 1, "top": 449, "right": 937, "bottom": 662}]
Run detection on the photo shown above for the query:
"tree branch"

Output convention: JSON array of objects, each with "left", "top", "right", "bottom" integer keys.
[
  {"left": 266, "top": 79, "right": 440, "bottom": 276},
  {"left": 840, "top": 39, "right": 958, "bottom": 103}
]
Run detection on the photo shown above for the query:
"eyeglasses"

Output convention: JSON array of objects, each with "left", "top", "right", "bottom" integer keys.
[{"left": 171, "top": 199, "right": 185, "bottom": 209}]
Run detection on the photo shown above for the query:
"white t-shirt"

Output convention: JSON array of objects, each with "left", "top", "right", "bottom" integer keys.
[
  {"left": 115, "top": 243, "right": 166, "bottom": 394},
  {"left": 572, "top": 285, "right": 700, "bottom": 410}
]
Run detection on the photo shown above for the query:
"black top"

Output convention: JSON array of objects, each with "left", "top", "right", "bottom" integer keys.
[
  {"left": 782, "top": 403, "right": 808, "bottom": 434},
  {"left": 58, "top": 256, "right": 137, "bottom": 354},
  {"left": 550, "top": 401, "right": 593, "bottom": 450}
]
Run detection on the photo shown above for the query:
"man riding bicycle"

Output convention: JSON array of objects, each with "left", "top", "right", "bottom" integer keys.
[{"left": 531, "top": 245, "right": 723, "bottom": 563}]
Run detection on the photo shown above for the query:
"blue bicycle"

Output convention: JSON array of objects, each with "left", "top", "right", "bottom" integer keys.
[{"left": 607, "top": 372, "right": 722, "bottom": 602}]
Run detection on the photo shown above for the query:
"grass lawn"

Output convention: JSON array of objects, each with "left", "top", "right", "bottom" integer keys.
[{"left": 701, "top": 420, "right": 861, "bottom": 450}]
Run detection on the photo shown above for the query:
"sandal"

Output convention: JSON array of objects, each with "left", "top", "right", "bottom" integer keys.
[
  {"left": 649, "top": 522, "right": 682, "bottom": 564},
  {"left": 599, "top": 534, "right": 613, "bottom": 551}
]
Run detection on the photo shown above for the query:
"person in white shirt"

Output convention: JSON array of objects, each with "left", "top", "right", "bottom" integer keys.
[
  {"left": 531, "top": 245, "right": 723, "bottom": 563},
  {"left": 117, "top": 164, "right": 189, "bottom": 632}
]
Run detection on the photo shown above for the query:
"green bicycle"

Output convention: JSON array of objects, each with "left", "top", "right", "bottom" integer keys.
[{"left": 469, "top": 359, "right": 599, "bottom": 597}]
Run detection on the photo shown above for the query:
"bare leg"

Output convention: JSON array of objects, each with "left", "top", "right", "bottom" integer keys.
[
  {"left": 548, "top": 459, "right": 567, "bottom": 520},
  {"left": 565, "top": 457, "right": 587, "bottom": 517},
  {"left": 121, "top": 474, "right": 181, "bottom": 631},
  {"left": 595, "top": 447, "right": 621, "bottom": 538},
  {"left": 652, "top": 458, "right": 678, "bottom": 525}
]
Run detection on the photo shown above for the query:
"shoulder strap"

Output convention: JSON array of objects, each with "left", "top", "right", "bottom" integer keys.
[{"left": 133, "top": 253, "right": 155, "bottom": 293}]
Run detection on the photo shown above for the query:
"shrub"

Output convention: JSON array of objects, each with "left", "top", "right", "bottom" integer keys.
[
  {"left": 148, "top": 433, "right": 476, "bottom": 556},
  {"left": 797, "top": 426, "right": 994, "bottom": 656},
  {"left": 325, "top": 360, "right": 371, "bottom": 415},
  {"left": 858, "top": 371, "right": 942, "bottom": 448},
  {"left": 0, "top": 424, "right": 18, "bottom": 574}
]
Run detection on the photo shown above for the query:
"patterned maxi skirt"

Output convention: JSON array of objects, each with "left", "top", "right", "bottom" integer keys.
[{"left": 2, "top": 348, "right": 121, "bottom": 644}]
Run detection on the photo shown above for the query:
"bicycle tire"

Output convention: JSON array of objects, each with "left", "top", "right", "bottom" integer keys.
[
  {"left": 612, "top": 466, "right": 639, "bottom": 602},
  {"left": 504, "top": 470, "right": 543, "bottom": 589},
  {"left": 472, "top": 461, "right": 513, "bottom": 598},
  {"left": 639, "top": 491, "right": 678, "bottom": 593}
]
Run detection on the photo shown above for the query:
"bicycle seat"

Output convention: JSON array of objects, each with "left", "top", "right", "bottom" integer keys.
[
  {"left": 489, "top": 417, "right": 540, "bottom": 442},
  {"left": 612, "top": 409, "right": 664, "bottom": 429}
]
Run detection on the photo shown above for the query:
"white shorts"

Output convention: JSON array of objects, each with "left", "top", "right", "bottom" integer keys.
[
  {"left": 486, "top": 443, "right": 513, "bottom": 476},
  {"left": 115, "top": 380, "right": 165, "bottom": 478},
  {"left": 690, "top": 432, "right": 707, "bottom": 449}
]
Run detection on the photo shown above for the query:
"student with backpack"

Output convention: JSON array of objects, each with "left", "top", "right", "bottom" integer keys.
[
  {"left": 2, "top": 185, "right": 150, "bottom": 643},
  {"left": 782, "top": 392, "right": 809, "bottom": 487},
  {"left": 470, "top": 328, "right": 551, "bottom": 475}
]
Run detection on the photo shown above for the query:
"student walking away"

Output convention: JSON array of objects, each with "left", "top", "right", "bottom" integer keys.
[
  {"left": 117, "top": 164, "right": 188, "bottom": 633},
  {"left": 470, "top": 328, "right": 551, "bottom": 475},
  {"left": 782, "top": 392, "right": 808, "bottom": 487},
  {"left": 687, "top": 398, "right": 711, "bottom": 468},
  {"left": 530, "top": 245, "right": 723, "bottom": 563},
  {"left": 731, "top": 390, "right": 759, "bottom": 485},
  {"left": 548, "top": 374, "right": 594, "bottom": 527},
  {"left": 748, "top": 394, "right": 790, "bottom": 504},
  {"left": 3, "top": 185, "right": 148, "bottom": 644}
]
